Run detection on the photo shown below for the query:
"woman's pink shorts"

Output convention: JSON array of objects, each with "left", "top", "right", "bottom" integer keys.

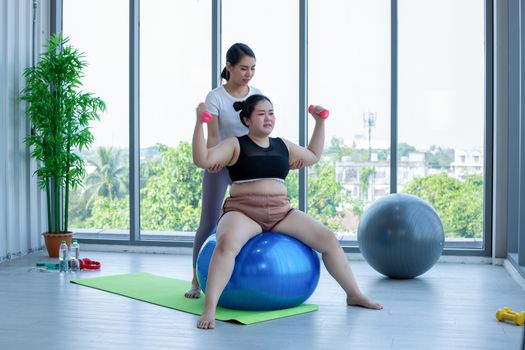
[{"left": 221, "top": 193, "right": 294, "bottom": 232}]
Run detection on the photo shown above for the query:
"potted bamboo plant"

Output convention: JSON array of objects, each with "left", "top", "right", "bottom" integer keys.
[{"left": 21, "top": 34, "right": 105, "bottom": 257}]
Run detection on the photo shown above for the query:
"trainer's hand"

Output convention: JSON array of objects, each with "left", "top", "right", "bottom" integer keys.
[
  {"left": 207, "top": 163, "right": 223, "bottom": 173},
  {"left": 289, "top": 159, "right": 304, "bottom": 170}
]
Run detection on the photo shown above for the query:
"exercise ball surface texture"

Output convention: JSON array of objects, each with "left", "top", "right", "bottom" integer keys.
[
  {"left": 197, "top": 232, "right": 320, "bottom": 310},
  {"left": 357, "top": 193, "right": 444, "bottom": 279}
]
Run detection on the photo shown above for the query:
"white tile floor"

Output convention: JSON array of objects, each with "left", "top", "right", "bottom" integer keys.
[{"left": 0, "top": 250, "right": 524, "bottom": 350}]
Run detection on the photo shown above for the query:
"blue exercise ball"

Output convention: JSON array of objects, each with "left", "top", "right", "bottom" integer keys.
[
  {"left": 197, "top": 232, "right": 320, "bottom": 310},
  {"left": 357, "top": 193, "right": 444, "bottom": 279}
]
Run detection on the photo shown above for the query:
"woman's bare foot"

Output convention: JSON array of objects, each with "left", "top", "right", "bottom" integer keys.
[
  {"left": 184, "top": 280, "right": 201, "bottom": 299},
  {"left": 347, "top": 294, "right": 383, "bottom": 310},
  {"left": 197, "top": 308, "right": 216, "bottom": 329}
]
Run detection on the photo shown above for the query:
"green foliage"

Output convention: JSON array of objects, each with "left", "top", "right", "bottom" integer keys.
[
  {"left": 325, "top": 137, "right": 374, "bottom": 162},
  {"left": 21, "top": 34, "right": 105, "bottom": 233},
  {"left": 139, "top": 143, "right": 203, "bottom": 231},
  {"left": 359, "top": 167, "right": 374, "bottom": 200},
  {"left": 86, "top": 196, "right": 129, "bottom": 229},
  {"left": 426, "top": 145, "right": 454, "bottom": 168},
  {"left": 376, "top": 149, "right": 389, "bottom": 160},
  {"left": 398, "top": 142, "right": 416, "bottom": 158},
  {"left": 285, "top": 160, "right": 351, "bottom": 231},
  {"left": 402, "top": 173, "right": 483, "bottom": 238},
  {"left": 84, "top": 147, "right": 128, "bottom": 205},
  {"left": 325, "top": 137, "right": 354, "bottom": 161},
  {"left": 350, "top": 149, "right": 370, "bottom": 162},
  {"left": 308, "top": 160, "right": 351, "bottom": 231},
  {"left": 284, "top": 171, "right": 299, "bottom": 208},
  {"left": 77, "top": 143, "right": 203, "bottom": 231},
  {"left": 69, "top": 188, "right": 92, "bottom": 228},
  {"left": 349, "top": 197, "right": 366, "bottom": 217},
  {"left": 71, "top": 141, "right": 484, "bottom": 240}
]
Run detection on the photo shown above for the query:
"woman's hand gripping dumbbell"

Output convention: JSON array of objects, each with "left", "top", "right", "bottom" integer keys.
[
  {"left": 308, "top": 105, "right": 330, "bottom": 119},
  {"left": 197, "top": 102, "right": 213, "bottom": 123}
]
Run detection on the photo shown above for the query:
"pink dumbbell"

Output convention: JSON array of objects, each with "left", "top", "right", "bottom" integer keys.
[
  {"left": 308, "top": 105, "right": 329, "bottom": 119},
  {"left": 200, "top": 112, "right": 213, "bottom": 123}
]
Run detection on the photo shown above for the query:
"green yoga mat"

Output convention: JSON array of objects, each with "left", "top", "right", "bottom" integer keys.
[{"left": 71, "top": 272, "right": 318, "bottom": 325}]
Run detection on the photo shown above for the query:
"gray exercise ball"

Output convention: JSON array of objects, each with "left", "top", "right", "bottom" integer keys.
[{"left": 357, "top": 193, "right": 444, "bottom": 279}]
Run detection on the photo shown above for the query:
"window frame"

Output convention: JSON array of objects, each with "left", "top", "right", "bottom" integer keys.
[{"left": 57, "top": 0, "right": 493, "bottom": 257}]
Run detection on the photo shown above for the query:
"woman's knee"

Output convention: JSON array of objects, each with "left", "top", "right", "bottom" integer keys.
[
  {"left": 314, "top": 229, "right": 340, "bottom": 253},
  {"left": 215, "top": 235, "right": 243, "bottom": 256}
]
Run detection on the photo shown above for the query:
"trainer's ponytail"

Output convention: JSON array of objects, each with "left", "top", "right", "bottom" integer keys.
[{"left": 220, "top": 67, "right": 230, "bottom": 81}]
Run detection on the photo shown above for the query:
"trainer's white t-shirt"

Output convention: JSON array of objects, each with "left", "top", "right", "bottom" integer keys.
[{"left": 205, "top": 85, "right": 263, "bottom": 141}]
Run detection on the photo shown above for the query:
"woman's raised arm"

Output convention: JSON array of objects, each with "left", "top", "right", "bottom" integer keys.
[
  {"left": 192, "top": 103, "right": 238, "bottom": 169},
  {"left": 285, "top": 105, "right": 327, "bottom": 167}
]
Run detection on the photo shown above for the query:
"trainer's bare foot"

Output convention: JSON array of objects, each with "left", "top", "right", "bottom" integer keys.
[
  {"left": 347, "top": 294, "right": 383, "bottom": 310},
  {"left": 197, "top": 309, "right": 216, "bottom": 329},
  {"left": 184, "top": 282, "right": 201, "bottom": 299}
]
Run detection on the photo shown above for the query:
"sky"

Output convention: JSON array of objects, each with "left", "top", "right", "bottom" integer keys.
[{"left": 63, "top": 0, "right": 485, "bottom": 152}]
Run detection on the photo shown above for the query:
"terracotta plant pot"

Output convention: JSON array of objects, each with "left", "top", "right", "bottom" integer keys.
[{"left": 42, "top": 232, "right": 73, "bottom": 258}]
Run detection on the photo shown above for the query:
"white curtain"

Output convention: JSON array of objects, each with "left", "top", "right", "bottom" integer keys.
[{"left": 0, "top": 0, "right": 50, "bottom": 262}]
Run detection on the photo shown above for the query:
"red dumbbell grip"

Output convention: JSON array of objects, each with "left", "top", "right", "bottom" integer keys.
[
  {"left": 200, "top": 112, "right": 213, "bottom": 123},
  {"left": 308, "top": 105, "right": 329, "bottom": 119}
]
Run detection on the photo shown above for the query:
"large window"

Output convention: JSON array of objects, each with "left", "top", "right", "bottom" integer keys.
[
  {"left": 308, "top": 0, "right": 390, "bottom": 242},
  {"left": 222, "top": 0, "right": 299, "bottom": 142},
  {"left": 398, "top": 0, "right": 485, "bottom": 249},
  {"left": 61, "top": 0, "right": 490, "bottom": 253},
  {"left": 139, "top": 0, "right": 211, "bottom": 241},
  {"left": 222, "top": 0, "right": 301, "bottom": 222},
  {"left": 64, "top": 0, "right": 130, "bottom": 239}
]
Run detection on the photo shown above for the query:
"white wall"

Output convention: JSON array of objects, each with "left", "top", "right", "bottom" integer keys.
[{"left": 0, "top": 0, "right": 50, "bottom": 261}]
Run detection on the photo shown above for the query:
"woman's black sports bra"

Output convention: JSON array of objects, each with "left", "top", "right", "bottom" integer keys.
[{"left": 227, "top": 135, "right": 289, "bottom": 183}]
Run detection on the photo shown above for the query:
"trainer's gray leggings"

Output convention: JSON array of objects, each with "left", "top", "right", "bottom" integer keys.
[{"left": 192, "top": 168, "right": 231, "bottom": 268}]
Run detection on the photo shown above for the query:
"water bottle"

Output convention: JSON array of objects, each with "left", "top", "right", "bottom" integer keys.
[
  {"left": 70, "top": 240, "right": 80, "bottom": 271},
  {"left": 59, "top": 240, "right": 69, "bottom": 272}
]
